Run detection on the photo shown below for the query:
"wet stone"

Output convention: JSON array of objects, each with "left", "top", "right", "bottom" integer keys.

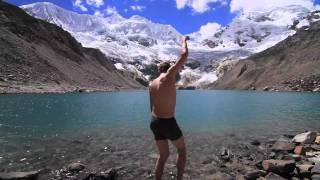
[{"left": 271, "top": 141, "right": 295, "bottom": 152}]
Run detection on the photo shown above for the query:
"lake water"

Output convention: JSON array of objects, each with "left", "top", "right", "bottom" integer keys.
[
  {"left": 1, "top": 90, "right": 320, "bottom": 140},
  {"left": 1, "top": 90, "right": 320, "bottom": 178}
]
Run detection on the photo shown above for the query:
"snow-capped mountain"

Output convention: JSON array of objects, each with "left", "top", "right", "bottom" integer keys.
[
  {"left": 191, "top": 5, "right": 314, "bottom": 52},
  {"left": 21, "top": 2, "right": 319, "bottom": 88}
]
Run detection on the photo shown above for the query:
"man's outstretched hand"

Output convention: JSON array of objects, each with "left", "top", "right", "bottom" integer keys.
[
  {"left": 181, "top": 36, "right": 189, "bottom": 58},
  {"left": 167, "top": 36, "right": 190, "bottom": 76},
  {"left": 182, "top": 36, "right": 190, "bottom": 42}
]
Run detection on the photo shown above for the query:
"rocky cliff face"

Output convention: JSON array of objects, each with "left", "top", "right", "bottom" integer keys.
[
  {"left": 213, "top": 15, "right": 320, "bottom": 92},
  {"left": 0, "top": 1, "right": 142, "bottom": 93}
]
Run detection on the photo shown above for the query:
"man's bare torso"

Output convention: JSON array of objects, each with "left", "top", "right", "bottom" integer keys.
[{"left": 149, "top": 73, "right": 176, "bottom": 118}]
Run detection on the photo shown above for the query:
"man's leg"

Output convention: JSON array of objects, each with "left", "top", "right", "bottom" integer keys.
[
  {"left": 155, "top": 140, "right": 169, "bottom": 180},
  {"left": 172, "top": 137, "right": 186, "bottom": 180}
]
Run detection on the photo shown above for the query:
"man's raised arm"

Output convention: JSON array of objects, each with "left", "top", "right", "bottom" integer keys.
[{"left": 167, "top": 36, "right": 189, "bottom": 78}]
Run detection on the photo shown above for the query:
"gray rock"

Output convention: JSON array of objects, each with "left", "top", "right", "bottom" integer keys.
[
  {"left": 274, "top": 151, "right": 289, "bottom": 160},
  {"left": 297, "top": 164, "right": 313, "bottom": 178},
  {"left": 312, "top": 163, "right": 320, "bottom": 175},
  {"left": 292, "top": 131, "right": 317, "bottom": 144},
  {"left": 250, "top": 140, "right": 261, "bottom": 146},
  {"left": 0, "top": 171, "right": 39, "bottom": 180},
  {"left": 67, "top": 162, "right": 85, "bottom": 172},
  {"left": 262, "top": 160, "right": 296, "bottom": 175},
  {"left": 269, "top": 152, "right": 276, "bottom": 159},
  {"left": 311, "top": 174, "right": 320, "bottom": 180},
  {"left": 311, "top": 144, "right": 320, "bottom": 151},
  {"left": 83, "top": 169, "right": 118, "bottom": 180},
  {"left": 271, "top": 141, "right": 295, "bottom": 152},
  {"left": 309, "top": 156, "right": 320, "bottom": 164},
  {"left": 313, "top": 88, "right": 320, "bottom": 92},
  {"left": 220, "top": 147, "right": 232, "bottom": 161},
  {"left": 264, "top": 172, "right": 286, "bottom": 180},
  {"left": 291, "top": 177, "right": 300, "bottom": 180},
  {"left": 312, "top": 174, "right": 320, "bottom": 180},
  {"left": 263, "top": 86, "right": 270, "bottom": 91},
  {"left": 256, "top": 177, "right": 267, "bottom": 180},
  {"left": 205, "top": 171, "right": 233, "bottom": 180},
  {"left": 284, "top": 154, "right": 301, "bottom": 162},
  {"left": 244, "top": 170, "right": 266, "bottom": 180},
  {"left": 78, "top": 89, "right": 90, "bottom": 93}
]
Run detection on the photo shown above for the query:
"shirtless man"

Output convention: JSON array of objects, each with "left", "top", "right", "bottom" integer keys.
[{"left": 149, "top": 36, "right": 189, "bottom": 180}]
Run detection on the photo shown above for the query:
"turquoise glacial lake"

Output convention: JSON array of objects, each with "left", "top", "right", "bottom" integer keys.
[{"left": 0, "top": 90, "right": 320, "bottom": 140}]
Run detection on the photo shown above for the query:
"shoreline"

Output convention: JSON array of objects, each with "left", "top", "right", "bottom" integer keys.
[
  {"left": 1, "top": 128, "right": 320, "bottom": 179},
  {"left": 0, "top": 83, "right": 147, "bottom": 95},
  {"left": 1, "top": 83, "right": 320, "bottom": 95}
]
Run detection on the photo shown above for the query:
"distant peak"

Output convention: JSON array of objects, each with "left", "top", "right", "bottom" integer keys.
[
  {"left": 130, "top": 15, "right": 148, "bottom": 21},
  {"left": 104, "top": 13, "right": 125, "bottom": 23},
  {"left": 21, "top": 1, "right": 59, "bottom": 8}
]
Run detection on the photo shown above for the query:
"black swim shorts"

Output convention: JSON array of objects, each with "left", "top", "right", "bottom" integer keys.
[{"left": 150, "top": 116, "right": 183, "bottom": 141}]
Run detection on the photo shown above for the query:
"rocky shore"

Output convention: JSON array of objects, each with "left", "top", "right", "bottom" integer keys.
[
  {"left": 260, "top": 75, "right": 320, "bottom": 93},
  {"left": 0, "top": 82, "right": 126, "bottom": 94},
  {"left": 1, "top": 129, "right": 320, "bottom": 180}
]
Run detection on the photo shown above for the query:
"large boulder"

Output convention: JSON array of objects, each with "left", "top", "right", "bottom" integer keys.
[
  {"left": 262, "top": 160, "right": 295, "bottom": 175},
  {"left": 292, "top": 131, "right": 317, "bottom": 144},
  {"left": 271, "top": 141, "right": 295, "bottom": 152},
  {"left": 0, "top": 171, "right": 39, "bottom": 180}
]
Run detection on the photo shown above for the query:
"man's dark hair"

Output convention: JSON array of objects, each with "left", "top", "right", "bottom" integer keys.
[{"left": 159, "top": 62, "right": 171, "bottom": 73}]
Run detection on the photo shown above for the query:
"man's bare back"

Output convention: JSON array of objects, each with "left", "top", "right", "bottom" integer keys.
[
  {"left": 149, "top": 36, "right": 189, "bottom": 180},
  {"left": 149, "top": 73, "right": 176, "bottom": 118}
]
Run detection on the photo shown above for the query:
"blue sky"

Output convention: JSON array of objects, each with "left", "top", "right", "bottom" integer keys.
[{"left": 7, "top": 0, "right": 320, "bottom": 34}]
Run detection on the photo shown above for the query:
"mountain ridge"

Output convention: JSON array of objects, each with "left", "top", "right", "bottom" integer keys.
[
  {"left": 20, "top": 2, "right": 319, "bottom": 88},
  {"left": 0, "top": 1, "right": 143, "bottom": 93},
  {"left": 212, "top": 15, "right": 320, "bottom": 92}
]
